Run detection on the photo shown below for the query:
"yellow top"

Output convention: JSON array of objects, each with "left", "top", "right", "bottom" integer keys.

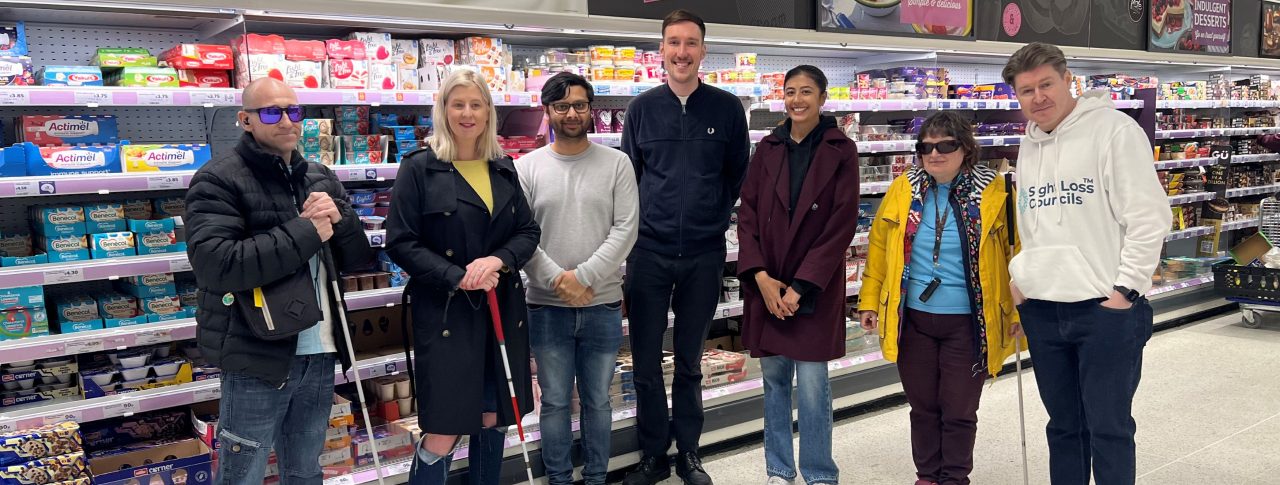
[{"left": 454, "top": 159, "right": 493, "bottom": 213}]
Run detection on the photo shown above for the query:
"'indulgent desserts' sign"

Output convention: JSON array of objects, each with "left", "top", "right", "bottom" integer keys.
[{"left": 1150, "top": 0, "right": 1231, "bottom": 54}]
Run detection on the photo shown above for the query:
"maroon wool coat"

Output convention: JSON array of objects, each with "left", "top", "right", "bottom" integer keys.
[{"left": 737, "top": 126, "right": 861, "bottom": 362}]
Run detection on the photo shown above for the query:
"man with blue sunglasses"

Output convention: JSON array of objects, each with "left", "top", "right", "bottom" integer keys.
[{"left": 185, "top": 77, "right": 373, "bottom": 485}]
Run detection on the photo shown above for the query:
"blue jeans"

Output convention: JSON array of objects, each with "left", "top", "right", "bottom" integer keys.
[
  {"left": 1018, "top": 298, "right": 1153, "bottom": 485},
  {"left": 528, "top": 302, "right": 624, "bottom": 485},
  {"left": 216, "top": 353, "right": 336, "bottom": 485},
  {"left": 408, "top": 378, "right": 506, "bottom": 485},
  {"left": 761, "top": 356, "right": 839, "bottom": 485}
]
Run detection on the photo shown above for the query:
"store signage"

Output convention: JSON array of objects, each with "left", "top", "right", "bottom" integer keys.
[
  {"left": 817, "top": 0, "right": 973, "bottom": 38},
  {"left": 1149, "top": 0, "right": 1232, "bottom": 54},
  {"left": 1262, "top": 0, "right": 1280, "bottom": 57},
  {"left": 589, "top": 0, "right": 816, "bottom": 29},
  {"left": 976, "top": 1, "right": 1145, "bottom": 50}
]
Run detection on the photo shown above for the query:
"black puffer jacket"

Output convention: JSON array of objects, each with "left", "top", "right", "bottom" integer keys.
[{"left": 185, "top": 133, "right": 374, "bottom": 386}]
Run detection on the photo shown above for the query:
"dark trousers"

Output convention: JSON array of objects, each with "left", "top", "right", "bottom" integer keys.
[
  {"left": 1018, "top": 298, "right": 1153, "bottom": 485},
  {"left": 625, "top": 246, "right": 725, "bottom": 458},
  {"left": 897, "top": 309, "right": 985, "bottom": 485}
]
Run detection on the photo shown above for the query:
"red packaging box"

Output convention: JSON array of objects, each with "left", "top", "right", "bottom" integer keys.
[
  {"left": 284, "top": 39, "right": 327, "bottom": 61},
  {"left": 177, "top": 69, "right": 231, "bottom": 88},
  {"left": 160, "top": 44, "right": 234, "bottom": 70},
  {"left": 326, "top": 39, "right": 367, "bottom": 60},
  {"left": 232, "top": 34, "right": 286, "bottom": 55}
]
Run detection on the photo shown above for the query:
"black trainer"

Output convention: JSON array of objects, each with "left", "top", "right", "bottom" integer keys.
[
  {"left": 676, "top": 451, "right": 713, "bottom": 485},
  {"left": 623, "top": 455, "right": 671, "bottom": 485}
]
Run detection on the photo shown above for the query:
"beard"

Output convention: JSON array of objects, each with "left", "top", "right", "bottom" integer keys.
[{"left": 553, "top": 120, "right": 588, "bottom": 140}]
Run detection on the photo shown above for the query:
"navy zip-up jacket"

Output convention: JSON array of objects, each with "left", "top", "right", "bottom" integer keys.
[{"left": 621, "top": 81, "right": 750, "bottom": 257}]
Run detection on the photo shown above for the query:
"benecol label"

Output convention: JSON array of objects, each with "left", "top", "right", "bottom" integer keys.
[
  {"left": 142, "top": 148, "right": 194, "bottom": 168},
  {"left": 50, "top": 238, "right": 84, "bottom": 252},
  {"left": 97, "top": 235, "right": 133, "bottom": 251},
  {"left": 140, "top": 232, "right": 175, "bottom": 247},
  {"left": 48, "top": 150, "right": 106, "bottom": 169},
  {"left": 47, "top": 210, "right": 83, "bottom": 225},
  {"left": 88, "top": 207, "right": 121, "bottom": 221},
  {"left": 43, "top": 119, "right": 98, "bottom": 137}
]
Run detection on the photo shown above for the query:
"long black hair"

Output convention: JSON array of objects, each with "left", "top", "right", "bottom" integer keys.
[{"left": 784, "top": 65, "right": 829, "bottom": 93}]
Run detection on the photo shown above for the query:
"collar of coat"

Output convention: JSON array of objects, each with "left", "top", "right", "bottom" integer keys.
[
  {"left": 759, "top": 120, "right": 851, "bottom": 148},
  {"left": 234, "top": 132, "right": 309, "bottom": 181},
  {"left": 905, "top": 165, "right": 997, "bottom": 205},
  {"left": 404, "top": 146, "right": 516, "bottom": 174}
]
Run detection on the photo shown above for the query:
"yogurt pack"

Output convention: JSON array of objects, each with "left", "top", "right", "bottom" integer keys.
[
  {"left": 21, "top": 115, "right": 119, "bottom": 146},
  {"left": 83, "top": 203, "right": 127, "bottom": 234},
  {"left": 90, "top": 232, "right": 137, "bottom": 259}
]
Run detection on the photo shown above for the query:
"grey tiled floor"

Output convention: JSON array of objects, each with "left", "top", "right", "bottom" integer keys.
[{"left": 684, "top": 313, "right": 1280, "bottom": 485}]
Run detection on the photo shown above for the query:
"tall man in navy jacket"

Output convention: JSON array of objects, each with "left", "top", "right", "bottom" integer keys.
[{"left": 620, "top": 9, "right": 750, "bottom": 485}]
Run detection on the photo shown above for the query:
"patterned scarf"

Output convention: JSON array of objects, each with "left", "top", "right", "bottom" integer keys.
[{"left": 900, "top": 166, "right": 997, "bottom": 374}]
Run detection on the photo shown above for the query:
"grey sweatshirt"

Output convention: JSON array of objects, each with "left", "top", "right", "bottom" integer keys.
[{"left": 516, "top": 143, "right": 639, "bottom": 306}]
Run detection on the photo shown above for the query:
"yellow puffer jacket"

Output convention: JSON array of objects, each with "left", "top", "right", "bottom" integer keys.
[{"left": 857, "top": 171, "right": 1026, "bottom": 377}]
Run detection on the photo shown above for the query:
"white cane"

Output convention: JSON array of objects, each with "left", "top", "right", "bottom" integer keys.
[
  {"left": 326, "top": 251, "right": 387, "bottom": 485},
  {"left": 1014, "top": 337, "right": 1029, "bottom": 485}
]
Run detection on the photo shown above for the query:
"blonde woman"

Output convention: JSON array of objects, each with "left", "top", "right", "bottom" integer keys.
[{"left": 386, "top": 69, "right": 541, "bottom": 485}]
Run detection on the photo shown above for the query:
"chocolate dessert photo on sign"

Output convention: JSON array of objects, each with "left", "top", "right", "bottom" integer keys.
[{"left": 1150, "top": 0, "right": 1232, "bottom": 53}]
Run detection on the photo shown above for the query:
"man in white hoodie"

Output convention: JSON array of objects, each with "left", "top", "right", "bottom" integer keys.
[{"left": 1004, "top": 43, "right": 1171, "bottom": 485}]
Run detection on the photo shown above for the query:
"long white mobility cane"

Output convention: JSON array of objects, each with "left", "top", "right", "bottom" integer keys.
[
  {"left": 326, "top": 250, "right": 387, "bottom": 485},
  {"left": 486, "top": 289, "right": 537, "bottom": 484},
  {"left": 1015, "top": 338, "right": 1030, "bottom": 485}
]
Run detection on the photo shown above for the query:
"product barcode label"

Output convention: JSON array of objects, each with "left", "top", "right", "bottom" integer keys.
[
  {"left": 66, "top": 340, "right": 105, "bottom": 355},
  {"left": 103, "top": 400, "right": 140, "bottom": 419},
  {"left": 0, "top": 90, "right": 29, "bottom": 105},
  {"left": 74, "top": 90, "right": 111, "bottom": 105},
  {"left": 138, "top": 91, "right": 174, "bottom": 106},
  {"left": 44, "top": 268, "right": 85, "bottom": 285},
  {"left": 147, "top": 175, "right": 183, "bottom": 190},
  {"left": 134, "top": 329, "right": 171, "bottom": 346}
]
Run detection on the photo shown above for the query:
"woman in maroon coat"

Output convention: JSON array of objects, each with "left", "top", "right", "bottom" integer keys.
[{"left": 737, "top": 65, "right": 860, "bottom": 485}]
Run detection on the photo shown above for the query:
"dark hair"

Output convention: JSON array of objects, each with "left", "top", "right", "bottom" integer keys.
[
  {"left": 784, "top": 65, "right": 829, "bottom": 93},
  {"left": 918, "top": 111, "right": 980, "bottom": 170},
  {"left": 1002, "top": 42, "right": 1068, "bottom": 87},
  {"left": 541, "top": 71, "right": 595, "bottom": 106},
  {"left": 663, "top": 9, "right": 706, "bottom": 40}
]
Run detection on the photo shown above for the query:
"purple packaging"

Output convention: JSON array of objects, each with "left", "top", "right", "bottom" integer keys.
[
  {"left": 613, "top": 109, "right": 626, "bottom": 133},
  {"left": 593, "top": 109, "right": 613, "bottom": 134}
]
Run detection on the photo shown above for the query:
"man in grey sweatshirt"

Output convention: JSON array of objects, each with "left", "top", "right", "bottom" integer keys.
[{"left": 516, "top": 72, "right": 639, "bottom": 485}]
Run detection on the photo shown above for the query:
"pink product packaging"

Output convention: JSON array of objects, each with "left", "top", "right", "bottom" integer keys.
[
  {"left": 328, "top": 59, "right": 369, "bottom": 89},
  {"left": 369, "top": 63, "right": 398, "bottom": 90},
  {"left": 593, "top": 109, "right": 613, "bottom": 134},
  {"left": 612, "top": 109, "right": 626, "bottom": 133}
]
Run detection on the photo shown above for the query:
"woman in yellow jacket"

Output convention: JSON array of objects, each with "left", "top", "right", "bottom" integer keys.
[{"left": 857, "top": 111, "right": 1024, "bottom": 485}]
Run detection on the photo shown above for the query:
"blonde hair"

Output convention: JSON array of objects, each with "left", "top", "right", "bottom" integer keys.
[{"left": 428, "top": 69, "right": 504, "bottom": 162}]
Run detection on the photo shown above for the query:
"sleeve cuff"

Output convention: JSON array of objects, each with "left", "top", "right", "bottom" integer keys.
[{"left": 791, "top": 279, "right": 820, "bottom": 296}]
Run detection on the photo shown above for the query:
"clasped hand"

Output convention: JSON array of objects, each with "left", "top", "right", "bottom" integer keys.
[
  {"left": 459, "top": 256, "right": 503, "bottom": 292},
  {"left": 301, "top": 192, "right": 340, "bottom": 242},
  {"left": 756, "top": 272, "right": 799, "bottom": 320},
  {"left": 554, "top": 271, "right": 593, "bottom": 306}
]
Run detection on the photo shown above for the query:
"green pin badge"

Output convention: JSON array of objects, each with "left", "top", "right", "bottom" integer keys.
[{"left": 222, "top": 293, "right": 234, "bottom": 306}]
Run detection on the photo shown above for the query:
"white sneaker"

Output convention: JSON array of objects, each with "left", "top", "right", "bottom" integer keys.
[{"left": 766, "top": 477, "right": 794, "bottom": 485}]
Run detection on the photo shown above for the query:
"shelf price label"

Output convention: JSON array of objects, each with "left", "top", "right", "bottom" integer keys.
[
  {"left": 138, "top": 91, "right": 174, "bottom": 106},
  {"left": 0, "top": 90, "right": 29, "bottom": 105},
  {"left": 0, "top": 422, "right": 15, "bottom": 434},
  {"left": 169, "top": 258, "right": 193, "bottom": 273},
  {"left": 325, "top": 475, "right": 356, "bottom": 485},
  {"left": 42, "top": 411, "right": 82, "bottom": 426},
  {"left": 147, "top": 175, "right": 183, "bottom": 190},
  {"left": 12, "top": 181, "right": 36, "bottom": 197},
  {"left": 194, "top": 386, "right": 221, "bottom": 403},
  {"left": 134, "top": 329, "right": 172, "bottom": 346},
  {"left": 43, "top": 268, "right": 85, "bottom": 285},
  {"left": 191, "top": 91, "right": 237, "bottom": 106},
  {"left": 74, "top": 90, "right": 111, "bottom": 106},
  {"left": 66, "top": 339, "right": 105, "bottom": 355},
  {"left": 103, "top": 400, "right": 139, "bottom": 419},
  {"left": 387, "top": 460, "right": 413, "bottom": 476}
]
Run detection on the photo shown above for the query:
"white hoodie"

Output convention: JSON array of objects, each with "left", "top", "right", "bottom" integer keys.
[{"left": 1010, "top": 91, "right": 1172, "bottom": 302}]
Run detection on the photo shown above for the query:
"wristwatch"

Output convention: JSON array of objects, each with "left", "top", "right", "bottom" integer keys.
[{"left": 1114, "top": 285, "right": 1140, "bottom": 303}]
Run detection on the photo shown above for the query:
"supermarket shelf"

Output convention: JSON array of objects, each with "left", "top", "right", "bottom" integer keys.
[
  {"left": 1155, "top": 127, "right": 1278, "bottom": 139},
  {"left": 594, "top": 82, "right": 765, "bottom": 98},
  {"left": 0, "top": 319, "right": 196, "bottom": 363},
  {"left": 858, "top": 135, "right": 1021, "bottom": 154},
  {"left": 0, "top": 378, "right": 221, "bottom": 433},
  {"left": 1232, "top": 153, "right": 1280, "bottom": 164},
  {"left": 1168, "top": 192, "right": 1214, "bottom": 205},
  {"left": 0, "top": 253, "right": 191, "bottom": 291},
  {"left": 1226, "top": 184, "right": 1280, "bottom": 198},
  {"left": 1166, "top": 226, "right": 1212, "bottom": 242},
  {"left": 862, "top": 180, "right": 891, "bottom": 195},
  {"left": 1154, "top": 157, "right": 1217, "bottom": 170},
  {"left": 1148, "top": 275, "right": 1214, "bottom": 297},
  {"left": 0, "top": 86, "right": 240, "bottom": 107},
  {"left": 365, "top": 230, "right": 386, "bottom": 247},
  {"left": 330, "top": 164, "right": 401, "bottom": 182},
  {"left": 1158, "top": 99, "right": 1280, "bottom": 109},
  {"left": 763, "top": 99, "right": 1142, "bottom": 112},
  {"left": 0, "top": 172, "right": 194, "bottom": 198},
  {"left": 344, "top": 286, "right": 405, "bottom": 310},
  {"left": 1222, "top": 219, "right": 1261, "bottom": 231}
]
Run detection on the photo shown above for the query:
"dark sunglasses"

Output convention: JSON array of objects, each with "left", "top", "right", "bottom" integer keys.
[
  {"left": 916, "top": 140, "right": 962, "bottom": 155},
  {"left": 245, "top": 105, "right": 304, "bottom": 124}
]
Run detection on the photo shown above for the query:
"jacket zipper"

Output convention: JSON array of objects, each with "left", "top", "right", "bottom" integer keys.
[{"left": 678, "top": 92, "right": 687, "bottom": 256}]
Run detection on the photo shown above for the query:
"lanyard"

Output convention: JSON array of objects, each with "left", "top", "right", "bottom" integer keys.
[{"left": 931, "top": 184, "right": 952, "bottom": 272}]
